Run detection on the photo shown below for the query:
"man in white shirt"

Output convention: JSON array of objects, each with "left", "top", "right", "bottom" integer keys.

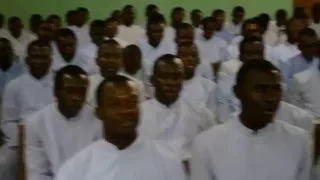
[
  {"left": 1, "top": 40, "right": 55, "bottom": 147},
  {"left": 257, "top": 14, "right": 281, "bottom": 46},
  {"left": 68, "top": 8, "right": 91, "bottom": 47},
  {"left": 195, "top": 17, "right": 227, "bottom": 70},
  {"left": 225, "top": 6, "right": 245, "bottom": 36},
  {"left": 78, "top": 20, "right": 106, "bottom": 75},
  {"left": 139, "top": 54, "right": 216, "bottom": 163},
  {"left": 118, "top": 5, "right": 145, "bottom": 44},
  {"left": 191, "top": 60, "right": 312, "bottom": 180},
  {"left": 1, "top": 17, "right": 37, "bottom": 59},
  {"left": 55, "top": 75, "right": 186, "bottom": 180},
  {"left": 166, "top": 7, "right": 186, "bottom": 40},
  {"left": 268, "top": 9, "right": 288, "bottom": 38},
  {"left": 271, "top": 18, "right": 304, "bottom": 65},
  {"left": 104, "top": 18, "right": 129, "bottom": 47},
  {"left": 28, "top": 14, "right": 43, "bottom": 37},
  {"left": 212, "top": 9, "right": 234, "bottom": 43},
  {"left": 177, "top": 42, "right": 217, "bottom": 111},
  {"left": 190, "top": 9, "right": 203, "bottom": 39},
  {"left": 25, "top": 65, "right": 102, "bottom": 180},
  {"left": 137, "top": 13, "right": 175, "bottom": 77},
  {"left": 310, "top": 3, "right": 320, "bottom": 37}
]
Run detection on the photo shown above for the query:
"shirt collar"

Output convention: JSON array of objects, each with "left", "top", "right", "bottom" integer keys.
[
  {"left": 153, "top": 97, "right": 181, "bottom": 110},
  {"left": 54, "top": 102, "right": 88, "bottom": 122}
]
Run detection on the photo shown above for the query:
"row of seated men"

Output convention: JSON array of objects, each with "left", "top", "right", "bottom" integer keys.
[{"left": 0, "top": 3, "right": 320, "bottom": 180}]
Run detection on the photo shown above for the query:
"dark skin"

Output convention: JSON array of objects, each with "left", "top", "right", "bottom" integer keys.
[
  {"left": 234, "top": 70, "right": 282, "bottom": 131},
  {"left": 122, "top": 7, "right": 136, "bottom": 26},
  {"left": 26, "top": 45, "right": 52, "bottom": 79},
  {"left": 286, "top": 20, "right": 305, "bottom": 44},
  {"left": 9, "top": 20, "right": 23, "bottom": 39},
  {"left": 76, "top": 11, "right": 89, "bottom": 27},
  {"left": 298, "top": 35, "right": 318, "bottom": 61},
  {"left": 48, "top": 18, "right": 61, "bottom": 29},
  {"left": 123, "top": 45, "right": 142, "bottom": 75},
  {"left": 232, "top": 11, "right": 244, "bottom": 25},
  {"left": 177, "top": 44, "right": 199, "bottom": 80},
  {"left": 90, "top": 25, "right": 105, "bottom": 46},
  {"left": 171, "top": 10, "right": 185, "bottom": 28},
  {"left": 96, "top": 81, "right": 139, "bottom": 150},
  {"left": 110, "top": 10, "right": 122, "bottom": 25},
  {"left": 147, "top": 23, "right": 165, "bottom": 48},
  {"left": 56, "top": 74, "right": 88, "bottom": 119},
  {"left": 239, "top": 41, "right": 264, "bottom": 63},
  {"left": 0, "top": 40, "right": 14, "bottom": 72},
  {"left": 202, "top": 21, "right": 216, "bottom": 40},
  {"left": 37, "top": 22, "right": 54, "bottom": 42},
  {"left": 276, "top": 12, "right": 287, "bottom": 27},
  {"left": 30, "top": 17, "right": 43, "bottom": 34},
  {"left": 176, "top": 28, "right": 194, "bottom": 45},
  {"left": 104, "top": 21, "right": 118, "bottom": 38},
  {"left": 214, "top": 12, "right": 225, "bottom": 31},
  {"left": 151, "top": 59, "right": 184, "bottom": 106},
  {"left": 96, "top": 43, "right": 122, "bottom": 78},
  {"left": 56, "top": 36, "right": 76, "bottom": 63},
  {"left": 242, "top": 23, "right": 260, "bottom": 38},
  {"left": 191, "top": 12, "right": 203, "bottom": 28}
]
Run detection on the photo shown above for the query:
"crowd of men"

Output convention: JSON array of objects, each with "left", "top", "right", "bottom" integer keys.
[{"left": 0, "top": 3, "right": 320, "bottom": 180}]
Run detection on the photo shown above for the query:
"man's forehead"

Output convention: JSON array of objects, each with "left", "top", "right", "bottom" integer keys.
[
  {"left": 30, "top": 46, "right": 51, "bottom": 52},
  {"left": 104, "top": 81, "right": 138, "bottom": 96},
  {"left": 246, "top": 70, "right": 281, "bottom": 84},
  {"left": 62, "top": 74, "right": 88, "bottom": 83}
]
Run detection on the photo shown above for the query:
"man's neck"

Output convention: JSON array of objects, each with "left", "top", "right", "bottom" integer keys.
[
  {"left": 104, "top": 133, "right": 137, "bottom": 150},
  {"left": 123, "top": 22, "right": 133, "bottom": 27},
  {"left": 155, "top": 94, "right": 178, "bottom": 108},
  {"left": 239, "top": 111, "right": 268, "bottom": 132},
  {"left": 30, "top": 72, "right": 47, "bottom": 80},
  {"left": 148, "top": 40, "right": 161, "bottom": 48}
]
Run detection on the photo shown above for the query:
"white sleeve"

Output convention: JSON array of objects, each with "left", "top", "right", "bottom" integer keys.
[
  {"left": 297, "top": 133, "right": 312, "bottom": 180},
  {"left": 285, "top": 77, "right": 303, "bottom": 108},
  {"left": 25, "top": 119, "right": 53, "bottom": 180},
  {"left": 190, "top": 137, "right": 216, "bottom": 180}
]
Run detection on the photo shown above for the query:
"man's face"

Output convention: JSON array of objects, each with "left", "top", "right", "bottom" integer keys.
[
  {"left": 243, "top": 23, "right": 260, "bottom": 37},
  {"left": 286, "top": 20, "right": 305, "bottom": 42},
  {"left": 177, "top": 45, "right": 199, "bottom": 79},
  {"left": 97, "top": 82, "right": 139, "bottom": 136},
  {"left": 233, "top": 12, "right": 244, "bottom": 24},
  {"left": 299, "top": 35, "right": 318, "bottom": 58},
  {"left": 90, "top": 26, "right": 104, "bottom": 46},
  {"left": 9, "top": 20, "right": 23, "bottom": 37},
  {"left": 176, "top": 28, "right": 194, "bottom": 45},
  {"left": 147, "top": 23, "right": 164, "bottom": 45},
  {"left": 214, "top": 13, "right": 225, "bottom": 30},
  {"left": 57, "top": 36, "right": 76, "bottom": 59},
  {"left": 57, "top": 74, "right": 88, "bottom": 118},
  {"left": 0, "top": 41, "right": 13, "bottom": 67},
  {"left": 105, "top": 21, "right": 118, "bottom": 38},
  {"left": 240, "top": 41, "right": 264, "bottom": 62},
  {"left": 123, "top": 46, "right": 141, "bottom": 74},
  {"left": 37, "top": 23, "right": 54, "bottom": 42},
  {"left": 203, "top": 22, "right": 216, "bottom": 39},
  {"left": 236, "top": 70, "right": 282, "bottom": 127},
  {"left": 173, "top": 10, "right": 185, "bottom": 23},
  {"left": 97, "top": 44, "right": 122, "bottom": 78},
  {"left": 27, "top": 45, "right": 52, "bottom": 78},
  {"left": 78, "top": 11, "right": 89, "bottom": 26},
  {"left": 49, "top": 18, "right": 61, "bottom": 29},
  {"left": 152, "top": 60, "right": 184, "bottom": 104},
  {"left": 191, "top": 12, "right": 203, "bottom": 26},
  {"left": 122, "top": 7, "right": 136, "bottom": 25}
]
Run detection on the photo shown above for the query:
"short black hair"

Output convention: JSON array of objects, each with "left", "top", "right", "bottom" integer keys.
[
  {"left": 27, "top": 40, "right": 51, "bottom": 54},
  {"left": 171, "top": 7, "right": 185, "bottom": 19},
  {"left": 46, "top": 14, "right": 61, "bottom": 21},
  {"left": 275, "top": 9, "right": 287, "bottom": 18},
  {"left": 66, "top": 10, "right": 76, "bottom": 18},
  {"left": 146, "top": 4, "right": 158, "bottom": 16},
  {"left": 54, "top": 65, "right": 88, "bottom": 94},
  {"left": 190, "top": 9, "right": 202, "bottom": 17},
  {"left": 298, "top": 27, "right": 317, "bottom": 38},
  {"left": 8, "top": 16, "right": 21, "bottom": 25},
  {"left": 123, "top": 44, "right": 141, "bottom": 54},
  {"left": 90, "top": 19, "right": 105, "bottom": 29},
  {"left": 153, "top": 54, "right": 180, "bottom": 75},
  {"left": 202, "top": 16, "right": 215, "bottom": 28},
  {"left": 110, "top": 10, "right": 120, "bottom": 17},
  {"left": 236, "top": 60, "right": 280, "bottom": 87},
  {"left": 56, "top": 28, "right": 76, "bottom": 39},
  {"left": 122, "top": 5, "right": 134, "bottom": 12},
  {"left": 105, "top": 17, "right": 116, "bottom": 24},
  {"left": 98, "top": 39, "right": 121, "bottom": 53},
  {"left": 176, "top": 22, "right": 193, "bottom": 31},
  {"left": 147, "top": 13, "right": 165, "bottom": 29},
  {"left": 77, "top": 7, "right": 89, "bottom": 13},
  {"left": 30, "top": 14, "right": 42, "bottom": 22},
  {"left": 212, "top": 9, "right": 225, "bottom": 17},
  {"left": 241, "top": 18, "right": 259, "bottom": 33},
  {"left": 232, "top": 6, "right": 245, "bottom": 15},
  {"left": 239, "top": 36, "right": 263, "bottom": 53},
  {"left": 96, "top": 75, "right": 132, "bottom": 106}
]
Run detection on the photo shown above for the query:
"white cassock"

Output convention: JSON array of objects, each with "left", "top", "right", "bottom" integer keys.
[
  {"left": 117, "top": 24, "right": 145, "bottom": 44},
  {"left": 86, "top": 73, "right": 145, "bottom": 106},
  {"left": 77, "top": 42, "right": 99, "bottom": 75},
  {"left": 68, "top": 25, "right": 91, "bottom": 47},
  {"left": 138, "top": 98, "right": 216, "bottom": 160},
  {"left": 0, "top": 29, "right": 37, "bottom": 59},
  {"left": 25, "top": 103, "right": 102, "bottom": 180},
  {"left": 1, "top": 73, "right": 55, "bottom": 147},
  {"left": 286, "top": 66, "right": 320, "bottom": 119},
  {"left": 55, "top": 139, "right": 186, "bottom": 180},
  {"left": 195, "top": 62, "right": 215, "bottom": 81},
  {"left": 136, "top": 37, "right": 176, "bottom": 77},
  {"left": 195, "top": 36, "right": 228, "bottom": 64},
  {"left": 224, "top": 22, "right": 242, "bottom": 36},
  {"left": 182, "top": 76, "right": 217, "bottom": 111},
  {"left": 0, "top": 145, "right": 18, "bottom": 180},
  {"left": 190, "top": 119, "right": 312, "bottom": 180},
  {"left": 271, "top": 42, "right": 300, "bottom": 65}
]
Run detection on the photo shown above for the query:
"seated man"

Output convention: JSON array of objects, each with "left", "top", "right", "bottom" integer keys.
[
  {"left": 25, "top": 65, "right": 102, "bottom": 180},
  {"left": 191, "top": 60, "right": 311, "bottom": 180},
  {"left": 139, "top": 54, "right": 216, "bottom": 163},
  {"left": 55, "top": 75, "right": 186, "bottom": 180},
  {"left": 104, "top": 18, "right": 128, "bottom": 47}
]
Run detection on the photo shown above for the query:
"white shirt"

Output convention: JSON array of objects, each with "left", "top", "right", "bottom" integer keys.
[
  {"left": 0, "top": 29, "right": 37, "bottom": 58},
  {"left": 55, "top": 139, "right": 186, "bottom": 180},
  {"left": 195, "top": 62, "right": 214, "bottom": 81},
  {"left": 1, "top": 73, "right": 54, "bottom": 147},
  {"left": 286, "top": 66, "right": 320, "bottom": 118},
  {"left": 191, "top": 119, "right": 312, "bottom": 180},
  {"left": 0, "top": 145, "right": 18, "bottom": 180},
  {"left": 136, "top": 37, "right": 175, "bottom": 77},
  {"left": 25, "top": 103, "right": 102, "bottom": 180},
  {"left": 195, "top": 36, "right": 228, "bottom": 63},
  {"left": 271, "top": 42, "right": 300, "bottom": 65},
  {"left": 182, "top": 76, "right": 217, "bottom": 111},
  {"left": 77, "top": 42, "right": 99, "bottom": 75},
  {"left": 118, "top": 25, "right": 145, "bottom": 44},
  {"left": 218, "top": 59, "right": 242, "bottom": 77},
  {"left": 68, "top": 25, "right": 91, "bottom": 47},
  {"left": 310, "top": 22, "right": 320, "bottom": 37},
  {"left": 139, "top": 98, "right": 216, "bottom": 160},
  {"left": 224, "top": 22, "right": 242, "bottom": 35}
]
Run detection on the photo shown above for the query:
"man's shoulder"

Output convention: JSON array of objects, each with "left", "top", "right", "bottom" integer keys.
[
  {"left": 275, "top": 120, "right": 310, "bottom": 140},
  {"left": 292, "top": 66, "right": 316, "bottom": 85},
  {"left": 194, "top": 122, "right": 230, "bottom": 146}
]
